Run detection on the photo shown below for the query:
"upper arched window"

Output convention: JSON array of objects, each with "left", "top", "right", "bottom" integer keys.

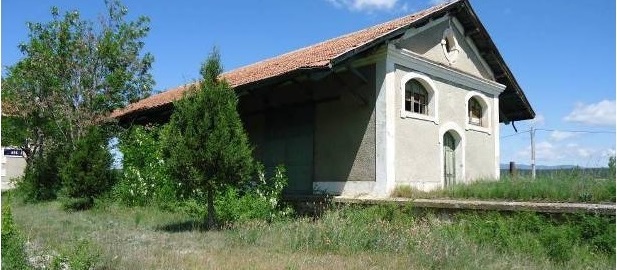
[
  {"left": 405, "top": 80, "right": 428, "bottom": 115},
  {"left": 400, "top": 72, "right": 439, "bottom": 123},
  {"left": 464, "top": 92, "right": 491, "bottom": 133},
  {"left": 468, "top": 98, "right": 483, "bottom": 126}
]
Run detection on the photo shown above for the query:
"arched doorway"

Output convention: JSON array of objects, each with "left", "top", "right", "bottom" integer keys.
[{"left": 443, "top": 132, "right": 456, "bottom": 187}]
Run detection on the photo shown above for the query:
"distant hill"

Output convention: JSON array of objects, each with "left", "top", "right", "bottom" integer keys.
[{"left": 499, "top": 164, "right": 605, "bottom": 170}]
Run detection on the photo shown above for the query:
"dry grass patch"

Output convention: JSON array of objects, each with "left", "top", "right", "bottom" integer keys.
[{"left": 6, "top": 194, "right": 614, "bottom": 269}]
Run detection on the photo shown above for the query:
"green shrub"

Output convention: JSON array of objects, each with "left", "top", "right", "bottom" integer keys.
[
  {"left": 16, "top": 145, "right": 66, "bottom": 202},
  {"left": 216, "top": 188, "right": 271, "bottom": 224},
  {"left": 60, "top": 127, "right": 114, "bottom": 210},
  {"left": 1, "top": 198, "right": 31, "bottom": 270},
  {"left": 114, "top": 125, "right": 175, "bottom": 207},
  {"left": 216, "top": 164, "right": 293, "bottom": 224}
]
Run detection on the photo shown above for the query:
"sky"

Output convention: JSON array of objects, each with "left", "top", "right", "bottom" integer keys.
[{"left": 2, "top": 0, "right": 616, "bottom": 167}]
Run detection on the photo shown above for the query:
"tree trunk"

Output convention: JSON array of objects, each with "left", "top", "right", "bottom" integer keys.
[{"left": 206, "top": 184, "right": 216, "bottom": 229}]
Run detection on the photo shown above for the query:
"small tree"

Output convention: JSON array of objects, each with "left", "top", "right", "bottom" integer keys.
[
  {"left": 60, "top": 126, "right": 114, "bottom": 210},
  {"left": 163, "top": 49, "right": 254, "bottom": 228}
]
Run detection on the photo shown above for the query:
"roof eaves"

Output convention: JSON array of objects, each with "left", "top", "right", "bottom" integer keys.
[
  {"left": 457, "top": 0, "right": 535, "bottom": 121},
  {"left": 329, "top": 1, "right": 460, "bottom": 68}
]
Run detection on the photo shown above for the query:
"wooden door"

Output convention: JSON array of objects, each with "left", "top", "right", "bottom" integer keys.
[
  {"left": 265, "top": 105, "right": 314, "bottom": 195},
  {"left": 443, "top": 132, "right": 456, "bottom": 187}
]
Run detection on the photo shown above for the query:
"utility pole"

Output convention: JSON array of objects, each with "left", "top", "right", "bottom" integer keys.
[{"left": 530, "top": 127, "right": 536, "bottom": 179}]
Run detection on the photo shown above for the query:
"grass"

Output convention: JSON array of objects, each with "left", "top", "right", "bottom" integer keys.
[
  {"left": 4, "top": 192, "right": 615, "bottom": 269},
  {"left": 392, "top": 172, "right": 616, "bottom": 203},
  {"left": 2, "top": 195, "right": 31, "bottom": 270}
]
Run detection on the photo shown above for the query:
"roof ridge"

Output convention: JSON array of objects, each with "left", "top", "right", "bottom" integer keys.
[{"left": 223, "top": 1, "right": 457, "bottom": 77}]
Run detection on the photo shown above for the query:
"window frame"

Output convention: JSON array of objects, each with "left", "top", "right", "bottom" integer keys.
[
  {"left": 405, "top": 79, "right": 429, "bottom": 115},
  {"left": 464, "top": 92, "right": 491, "bottom": 134},
  {"left": 468, "top": 98, "right": 483, "bottom": 126},
  {"left": 399, "top": 72, "right": 439, "bottom": 124}
]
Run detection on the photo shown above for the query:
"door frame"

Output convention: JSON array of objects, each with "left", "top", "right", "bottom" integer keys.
[
  {"left": 443, "top": 132, "right": 456, "bottom": 187},
  {"left": 438, "top": 122, "right": 465, "bottom": 188}
]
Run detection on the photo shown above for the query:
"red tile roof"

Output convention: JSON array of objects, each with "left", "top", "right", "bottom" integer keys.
[{"left": 111, "top": 0, "right": 458, "bottom": 119}]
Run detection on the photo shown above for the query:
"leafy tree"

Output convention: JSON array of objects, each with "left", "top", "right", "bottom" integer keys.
[
  {"left": 163, "top": 49, "right": 254, "bottom": 228},
  {"left": 2, "top": 0, "right": 153, "bottom": 161},
  {"left": 60, "top": 126, "right": 114, "bottom": 210},
  {"left": 2, "top": 0, "right": 153, "bottom": 201}
]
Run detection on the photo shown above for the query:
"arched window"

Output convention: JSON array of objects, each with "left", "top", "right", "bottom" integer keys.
[
  {"left": 468, "top": 98, "right": 483, "bottom": 126},
  {"left": 400, "top": 72, "right": 438, "bottom": 123},
  {"left": 404, "top": 79, "right": 428, "bottom": 115}
]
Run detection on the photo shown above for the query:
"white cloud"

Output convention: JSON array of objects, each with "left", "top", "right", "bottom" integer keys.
[
  {"left": 326, "top": 0, "right": 403, "bottom": 12},
  {"left": 549, "top": 131, "right": 578, "bottom": 141},
  {"left": 563, "top": 100, "right": 616, "bottom": 126},
  {"left": 516, "top": 141, "right": 561, "bottom": 161},
  {"left": 429, "top": 0, "right": 450, "bottom": 5},
  {"left": 515, "top": 141, "right": 614, "bottom": 166},
  {"left": 601, "top": 148, "right": 616, "bottom": 158},
  {"left": 577, "top": 148, "right": 592, "bottom": 158}
]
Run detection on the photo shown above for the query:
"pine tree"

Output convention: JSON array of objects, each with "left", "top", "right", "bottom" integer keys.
[
  {"left": 60, "top": 127, "right": 114, "bottom": 210},
  {"left": 163, "top": 49, "right": 254, "bottom": 228}
]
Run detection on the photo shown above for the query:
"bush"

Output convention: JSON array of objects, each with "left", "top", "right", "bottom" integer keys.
[
  {"left": 50, "top": 240, "right": 100, "bottom": 270},
  {"left": 16, "top": 145, "right": 66, "bottom": 202},
  {"left": 215, "top": 164, "right": 293, "bottom": 224},
  {"left": 114, "top": 125, "right": 175, "bottom": 207},
  {"left": 1, "top": 197, "right": 31, "bottom": 270},
  {"left": 60, "top": 127, "right": 114, "bottom": 210}
]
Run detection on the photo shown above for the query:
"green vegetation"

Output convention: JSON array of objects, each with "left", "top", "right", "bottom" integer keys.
[
  {"left": 5, "top": 195, "right": 614, "bottom": 269},
  {"left": 114, "top": 124, "right": 175, "bottom": 207},
  {"left": 392, "top": 172, "right": 616, "bottom": 203},
  {"left": 162, "top": 49, "right": 255, "bottom": 228},
  {"left": 216, "top": 164, "right": 293, "bottom": 224},
  {"left": 60, "top": 127, "right": 115, "bottom": 210},
  {"left": 4, "top": 1, "right": 614, "bottom": 268},
  {"left": 2, "top": 196, "right": 31, "bottom": 270},
  {"left": 4, "top": 0, "right": 153, "bottom": 204},
  {"left": 17, "top": 145, "right": 66, "bottom": 202}
]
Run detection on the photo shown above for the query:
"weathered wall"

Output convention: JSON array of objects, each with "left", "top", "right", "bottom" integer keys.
[
  {"left": 239, "top": 64, "right": 377, "bottom": 194},
  {"left": 465, "top": 130, "right": 496, "bottom": 180},
  {"left": 314, "top": 64, "right": 376, "bottom": 182},
  {"left": 393, "top": 64, "right": 497, "bottom": 190},
  {"left": 397, "top": 18, "right": 494, "bottom": 80},
  {"left": 1, "top": 154, "right": 26, "bottom": 190}
]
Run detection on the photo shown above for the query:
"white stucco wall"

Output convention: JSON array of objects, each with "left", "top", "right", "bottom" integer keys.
[
  {"left": 396, "top": 16, "right": 494, "bottom": 81},
  {"left": 386, "top": 44, "right": 504, "bottom": 193},
  {"left": 1, "top": 149, "right": 26, "bottom": 190}
]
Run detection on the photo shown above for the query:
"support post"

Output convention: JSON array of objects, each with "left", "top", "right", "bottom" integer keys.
[
  {"left": 509, "top": 161, "right": 517, "bottom": 178},
  {"left": 531, "top": 127, "right": 536, "bottom": 179}
]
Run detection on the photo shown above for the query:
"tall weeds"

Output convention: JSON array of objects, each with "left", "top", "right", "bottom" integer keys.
[{"left": 393, "top": 171, "right": 615, "bottom": 203}]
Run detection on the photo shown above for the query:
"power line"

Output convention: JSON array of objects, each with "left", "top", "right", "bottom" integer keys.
[
  {"left": 501, "top": 129, "right": 530, "bottom": 138},
  {"left": 535, "top": 128, "right": 616, "bottom": 134},
  {"left": 501, "top": 128, "right": 616, "bottom": 138}
]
